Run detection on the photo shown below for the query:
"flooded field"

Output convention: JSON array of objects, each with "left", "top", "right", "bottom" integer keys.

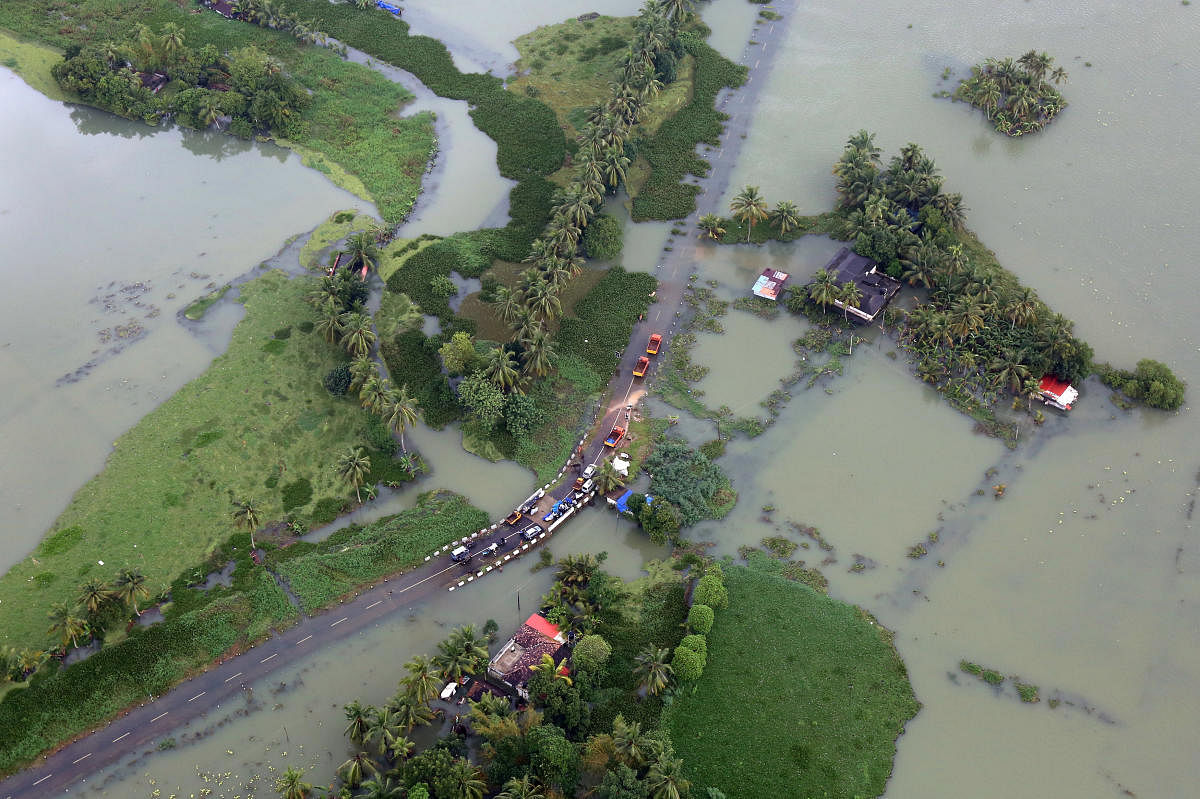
[{"left": 3, "top": 0, "right": 1199, "bottom": 796}]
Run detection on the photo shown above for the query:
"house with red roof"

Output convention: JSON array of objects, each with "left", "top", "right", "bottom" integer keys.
[
  {"left": 1038, "top": 375, "right": 1079, "bottom": 411},
  {"left": 487, "top": 613, "right": 567, "bottom": 699}
]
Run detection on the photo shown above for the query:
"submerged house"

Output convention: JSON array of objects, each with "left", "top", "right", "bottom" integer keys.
[
  {"left": 822, "top": 247, "right": 902, "bottom": 323},
  {"left": 751, "top": 268, "right": 789, "bottom": 301},
  {"left": 487, "top": 613, "right": 567, "bottom": 699},
  {"left": 1038, "top": 375, "right": 1079, "bottom": 411}
]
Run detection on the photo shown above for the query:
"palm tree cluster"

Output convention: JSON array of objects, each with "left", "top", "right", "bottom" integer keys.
[
  {"left": 538, "top": 553, "right": 621, "bottom": 636},
  {"left": 696, "top": 187, "right": 800, "bottom": 243},
  {"left": 230, "top": 0, "right": 330, "bottom": 46},
  {"left": 955, "top": 50, "right": 1068, "bottom": 136},
  {"left": 825, "top": 131, "right": 1092, "bottom": 402},
  {"left": 44, "top": 569, "right": 152, "bottom": 653},
  {"left": 581, "top": 715, "right": 692, "bottom": 799},
  {"left": 491, "top": 0, "right": 694, "bottom": 383}
]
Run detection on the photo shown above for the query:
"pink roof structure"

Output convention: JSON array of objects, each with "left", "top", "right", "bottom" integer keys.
[{"left": 751, "top": 268, "right": 789, "bottom": 301}]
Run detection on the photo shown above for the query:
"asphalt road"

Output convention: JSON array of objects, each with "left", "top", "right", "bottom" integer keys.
[{"left": 0, "top": 6, "right": 795, "bottom": 796}]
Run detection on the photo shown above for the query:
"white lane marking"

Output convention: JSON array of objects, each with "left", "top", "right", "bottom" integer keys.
[
  {"left": 365, "top": 600, "right": 382, "bottom": 610},
  {"left": 395, "top": 563, "right": 458, "bottom": 594},
  {"left": 187, "top": 692, "right": 206, "bottom": 703},
  {"left": 150, "top": 712, "right": 168, "bottom": 722},
  {"left": 260, "top": 653, "right": 277, "bottom": 663},
  {"left": 32, "top": 775, "right": 52, "bottom": 786},
  {"left": 72, "top": 753, "right": 92, "bottom": 764},
  {"left": 224, "top": 672, "right": 243, "bottom": 683},
  {"left": 330, "top": 617, "right": 348, "bottom": 627},
  {"left": 296, "top": 635, "right": 313, "bottom": 644},
  {"left": 112, "top": 732, "right": 130, "bottom": 743},
  {"left": 755, "top": 59, "right": 760, "bottom": 69}
]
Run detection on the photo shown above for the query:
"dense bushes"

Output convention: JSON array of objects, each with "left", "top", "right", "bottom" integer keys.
[
  {"left": 643, "top": 438, "right": 736, "bottom": 527},
  {"left": 582, "top": 214, "right": 624, "bottom": 260},
  {"left": 687, "top": 603, "right": 714, "bottom": 634},
  {"left": 1098, "top": 359, "right": 1186, "bottom": 410},
  {"left": 323, "top": 363, "right": 351, "bottom": 395},
  {"left": 671, "top": 645, "right": 705, "bottom": 682},
  {"left": 379, "top": 330, "right": 461, "bottom": 429},
  {"left": 632, "top": 34, "right": 746, "bottom": 221},
  {"left": 556, "top": 267, "right": 658, "bottom": 376}
]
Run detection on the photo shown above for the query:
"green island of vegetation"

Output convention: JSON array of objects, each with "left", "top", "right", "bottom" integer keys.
[
  {"left": 953, "top": 50, "right": 1068, "bottom": 137},
  {"left": 697, "top": 131, "right": 1185, "bottom": 439},
  {"left": 667, "top": 565, "right": 919, "bottom": 799}
]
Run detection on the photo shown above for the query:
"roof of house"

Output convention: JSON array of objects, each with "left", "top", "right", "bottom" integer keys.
[
  {"left": 488, "top": 614, "right": 567, "bottom": 689},
  {"left": 1038, "top": 375, "right": 1078, "bottom": 409},
  {"left": 822, "top": 247, "right": 902, "bottom": 322},
  {"left": 751, "top": 268, "right": 789, "bottom": 300},
  {"left": 207, "top": 0, "right": 235, "bottom": 18}
]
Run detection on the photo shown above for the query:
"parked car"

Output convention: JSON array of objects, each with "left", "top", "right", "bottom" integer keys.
[
  {"left": 451, "top": 544, "right": 473, "bottom": 562},
  {"left": 522, "top": 524, "right": 544, "bottom": 542}
]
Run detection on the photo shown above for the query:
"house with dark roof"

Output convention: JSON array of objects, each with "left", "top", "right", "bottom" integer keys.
[
  {"left": 205, "top": 0, "right": 236, "bottom": 18},
  {"left": 487, "top": 613, "right": 567, "bottom": 699},
  {"left": 822, "top": 247, "right": 902, "bottom": 323}
]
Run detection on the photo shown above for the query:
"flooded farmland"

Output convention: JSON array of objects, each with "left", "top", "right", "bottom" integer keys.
[{"left": 4, "top": 0, "right": 1200, "bottom": 796}]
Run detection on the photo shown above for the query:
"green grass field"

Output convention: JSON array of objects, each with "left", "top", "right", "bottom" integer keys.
[
  {"left": 666, "top": 566, "right": 919, "bottom": 798},
  {"left": 0, "top": 270, "right": 383, "bottom": 650}
]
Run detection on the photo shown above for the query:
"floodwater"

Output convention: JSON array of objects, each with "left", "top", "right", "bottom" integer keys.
[{"left": 6, "top": 0, "right": 1200, "bottom": 796}]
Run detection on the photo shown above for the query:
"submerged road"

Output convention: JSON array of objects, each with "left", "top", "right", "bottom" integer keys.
[{"left": 0, "top": 6, "right": 795, "bottom": 796}]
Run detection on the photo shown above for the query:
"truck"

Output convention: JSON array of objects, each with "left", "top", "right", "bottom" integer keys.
[
  {"left": 504, "top": 509, "right": 523, "bottom": 526},
  {"left": 633, "top": 356, "right": 650, "bottom": 378},
  {"left": 604, "top": 426, "right": 626, "bottom": 447},
  {"left": 646, "top": 333, "right": 662, "bottom": 355},
  {"left": 451, "top": 544, "right": 473, "bottom": 562}
]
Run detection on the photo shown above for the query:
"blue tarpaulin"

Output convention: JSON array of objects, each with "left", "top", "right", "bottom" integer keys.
[
  {"left": 375, "top": 1, "right": 401, "bottom": 15},
  {"left": 614, "top": 491, "right": 652, "bottom": 514}
]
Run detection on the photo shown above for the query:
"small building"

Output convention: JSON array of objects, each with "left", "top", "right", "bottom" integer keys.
[
  {"left": 751, "top": 268, "right": 789, "bottom": 301},
  {"left": 822, "top": 247, "right": 902, "bottom": 323},
  {"left": 137, "top": 71, "right": 169, "bottom": 94},
  {"left": 206, "top": 0, "right": 236, "bottom": 18},
  {"left": 487, "top": 613, "right": 567, "bottom": 699},
  {"left": 1038, "top": 375, "right": 1078, "bottom": 411}
]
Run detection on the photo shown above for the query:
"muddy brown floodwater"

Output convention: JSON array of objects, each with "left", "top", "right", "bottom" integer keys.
[{"left": 4, "top": 0, "right": 1200, "bottom": 796}]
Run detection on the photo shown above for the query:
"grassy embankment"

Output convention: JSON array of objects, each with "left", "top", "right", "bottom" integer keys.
[
  {"left": 0, "top": 271, "right": 412, "bottom": 652},
  {"left": 666, "top": 565, "right": 919, "bottom": 799},
  {"left": 298, "top": 209, "right": 376, "bottom": 270},
  {"left": 0, "top": 1, "right": 435, "bottom": 223},
  {"left": 268, "top": 491, "right": 488, "bottom": 612},
  {"left": 0, "top": 28, "right": 69, "bottom": 101}
]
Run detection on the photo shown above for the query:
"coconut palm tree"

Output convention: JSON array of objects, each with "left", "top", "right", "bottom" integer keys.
[
  {"left": 387, "top": 734, "right": 415, "bottom": 763},
  {"left": 342, "top": 231, "right": 380, "bottom": 275},
  {"left": 364, "top": 707, "right": 400, "bottom": 757},
  {"left": 633, "top": 646, "right": 673, "bottom": 696},
  {"left": 314, "top": 298, "right": 343, "bottom": 344},
  {"left": 274, "top": 766, "right": 312, "bottom": 799},
  {"left": 807, "top": 268, "right": 840, "bottom": 309},
  {"left": 349, "top": 354, "right": 376, "bottom": 392},
  {"left": 358, "top": 777, "right": 403, "bottom": 799},
  {"left": 338, "top": 751, "right": 377, "bottom": 789},
  {"left": 948, "top": 295, "right": 985, "bottom": 341},
  {"left": 483, "top": 347, "right": 522, "bottom": 394},
  {"left": 696, "top": 214, "right": 726, "bottom": 240},
  {"left": 343, "top": 699, "right": 373, "bottom": 745},
  {"left": 525, "top": 279, "right": 563, "bottom": 325},
  {"left": 381, "top": 385, "right": 418, "bottom": 452},
  {"left": 838, "top": 281, "right": 863, "bottom": 321},
  {"left": 489, "top": 285, "right": 525, "bottom": 327},
  {"left": 989, "top": 348, "right": 1032, "bottom": 394},
  {"left": 335, "top": 447, "right": 372, "bottom": 503},
  {"left": 611, "top": 715, "right": 649, "bottom": 768},
  {"left": 496, "top": 774, "right": 545, "bottom": 799},
  {"left": 595, "top": 460, "right": 624, "bottom": 494},
  {"left": 601, "top": 146, "right": 631, "bottom": 190},
  {"left": 401, "top": 654, "right": 442, "bottom": 703},
  {"left": 1005, "top": 287, "right": 1040, "bottom": 330},
  {"left": 232, "top": 498, "right": 262, "bottom": 548},
  {"left": 846, "top": 129, "right": 882, "bottom": 162},
  {"left": 78, "top": 579, "right": 110, "bottom": 615},
  {"left": 16, "top": 648, "right": 45, "bottom": 678},
  {"left": 768, "top": 201, "right": 801, "bottom": 235},
  {"left": 545, "top": 213, "right": 582, "bottom": 255},
  {"left": 442, "top": 759, "right": 486, "bottom": 799},
  {"left": 339, "top": 312, "right": 376, "bottom": 358},
  {"left": 729, "top": 185, "right": 769, "bottom": 241},
  {"left": 646, "top": 756, "right": 691, "bottom": 799},
  {"left": 358, "top": 373, "right": 387, "bottom": 414},
  {"left": 529, "top": 653, "right": 572, "bottom": 686},
  {"left": 1050, "top": 65, "right": 1068, "bottom": 85},
  {"left": 388, "top": 692, "right": 435, "bottom": 733},
  {"left": 112, "top": 568, "right": 150, "bottom": 616},
  {"left": 47, "top": 603, "right": 88, "bottom": 649},
  {"left": 556, "top": 183, "right": 597, "bottom": 229},
  {"left": 522, "top": 328, "right": 555, "bottom": 378}
]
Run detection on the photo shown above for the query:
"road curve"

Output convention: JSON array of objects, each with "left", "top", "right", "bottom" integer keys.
[{"left": 0, "top": 5, "right": 795, "bottom": 796}]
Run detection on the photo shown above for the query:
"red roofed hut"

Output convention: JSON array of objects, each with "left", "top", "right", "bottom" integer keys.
[{"left": 487, "top": 613, "right": 567, "bottom": 699}]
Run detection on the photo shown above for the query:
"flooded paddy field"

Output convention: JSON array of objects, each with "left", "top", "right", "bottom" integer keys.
[{"left": 3, "top": 0, "right": 1199, "bottom": 796}]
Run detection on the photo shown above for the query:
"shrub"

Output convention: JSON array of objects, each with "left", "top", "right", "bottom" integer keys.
[
  {"left": 430, "top": 274, "right": 457, "bottom": 298},
  {"left": 365, "top": 416, "right": 398, "bottom": 455},
  {"left": 280, "top": 478, "right": 314, "bottom": 511},
  {"left": 1099, "top": 359, "right": 1185, "bottom": 410},
  {"left": 678, "top": 633, "right": 707, "bottom": 659},
  {"left": 323, "top": 364, "right": 352, "bottom": 395},
  {"left": 688, "top": 603, "right": 714, "bottom": 634},
  {"left": 671, "top": 645, "right": 705, "bottom": 682},
  {"left": 297, "top": 321, "right": 314, "bottom": 334},
  {"left": 581, "top": 214, "right": 623, "bottom": 260},
  {"left": 309, "top": 497, "right": 345, "bottom": 527},
  {"left": 573, "top": 634, "right": 612, "bottom": 675},
  {"left": 693, "top": 574, "right": 729, "bottom": 610}
]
